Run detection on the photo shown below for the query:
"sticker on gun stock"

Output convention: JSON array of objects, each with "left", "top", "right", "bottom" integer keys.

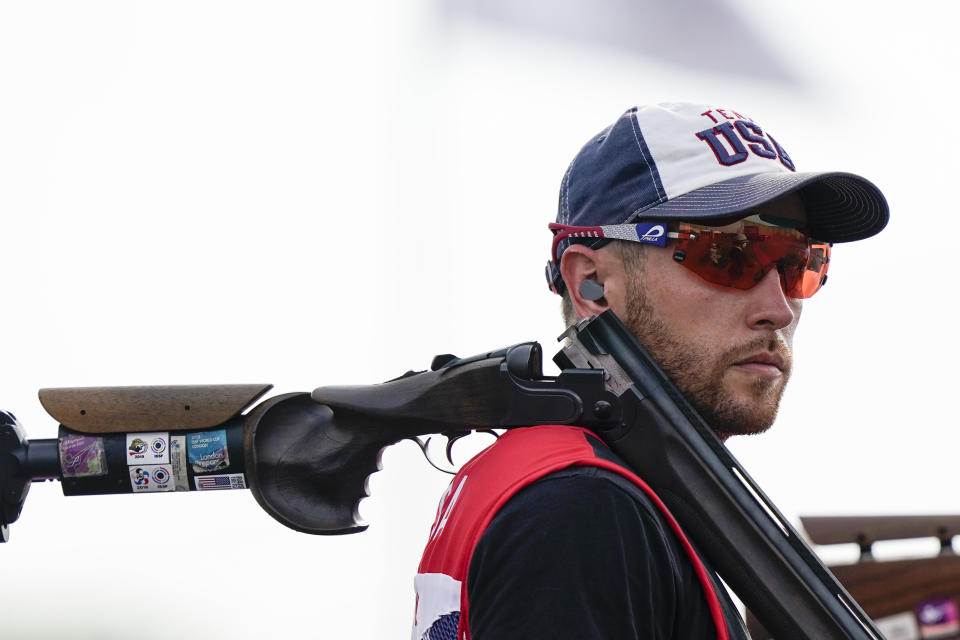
[
  {"left": 129, "top": 465, "right": 174, "bottom": 493},
  {"left": 59, "top": 435, "right": 107, "bottom": 478},
  {"left": 126, "top": 432, "right": 170, "bottom": 465},
  {"left": 194, "top": 473, "right": 246, "bottom": 491},
  {"left": 169, "top": 435, "right": 190, "bottom": 492},
  {"left": 187, "top": 429, "right": 230, "bottom": 474}
]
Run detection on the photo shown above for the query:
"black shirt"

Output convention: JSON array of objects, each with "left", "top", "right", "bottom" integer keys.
[{"left": 466, "top": 465, "right": 749, "bottom": 639}]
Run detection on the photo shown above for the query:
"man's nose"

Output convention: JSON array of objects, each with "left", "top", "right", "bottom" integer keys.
[{"left": 744, "top": 267, "right": 799, "bottom": 331}]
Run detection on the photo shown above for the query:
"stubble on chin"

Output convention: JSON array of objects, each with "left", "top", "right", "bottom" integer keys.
[{"left": 623, "top": 285, "right": 792, "bottom": 439}]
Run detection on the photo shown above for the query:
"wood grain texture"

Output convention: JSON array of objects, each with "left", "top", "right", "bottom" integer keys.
[
  {"left": 38, "top": 384, "right": 273, "bottom": 432},
  {"left": 802, "top": 515, "right": 960, "bottom": 545},
  {"left": 830, "top": 555, "right": 960, "bottom": 619}
]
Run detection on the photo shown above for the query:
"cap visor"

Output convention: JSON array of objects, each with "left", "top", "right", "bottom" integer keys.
[{"left": 635, "top": 171, "right": 889, "bottom": 243}]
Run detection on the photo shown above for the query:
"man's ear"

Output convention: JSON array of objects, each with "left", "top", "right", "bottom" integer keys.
[{"left": 560, "top": 245, "right": 609, "bottom": 320}]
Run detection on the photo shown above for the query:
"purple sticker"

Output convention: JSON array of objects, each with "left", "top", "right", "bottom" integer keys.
[
  {"left": 59, "top": 435, "right": 108, "bottom": 478},
  {"left": 916, "top": 598, "right": 959, "bottom": 638}
]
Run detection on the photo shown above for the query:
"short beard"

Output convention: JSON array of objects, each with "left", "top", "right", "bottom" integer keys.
[{"left": 623, "top": 279, "right": 792, "bottom": 439}]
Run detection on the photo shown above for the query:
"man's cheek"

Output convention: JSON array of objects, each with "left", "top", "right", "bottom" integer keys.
[{"left": 787, "top": 302, "right": 802, "bottom": 337}]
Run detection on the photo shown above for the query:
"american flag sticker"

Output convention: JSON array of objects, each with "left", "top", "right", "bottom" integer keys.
[{"left": 194, "top": 473, "right": 246, "bottom": 491}]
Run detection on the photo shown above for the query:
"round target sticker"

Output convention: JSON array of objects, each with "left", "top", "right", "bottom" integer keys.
[
  {"left": 153, "top": 466, "right": 170, "bottom": 484},
  {"left": 151, "top": 437, "right": 167, "bottom": 455}
]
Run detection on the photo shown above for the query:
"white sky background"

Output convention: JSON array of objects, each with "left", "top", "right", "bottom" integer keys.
[{"left": 0, "top": 1, "right": 957, "bottom": 637}]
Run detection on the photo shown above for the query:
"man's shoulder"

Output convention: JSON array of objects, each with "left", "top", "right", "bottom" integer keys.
[
  {"left": 482, "top": 465, "right": 679, "bottom": 553},
  {"left": 419, "top": 425, "right": 658, "bottom": 575},
  {"left": 462, "top": 424, "right": 625, "bottom": 476},
  {"left": 460, "top": 425, "right": 666, "bottom": 534}
]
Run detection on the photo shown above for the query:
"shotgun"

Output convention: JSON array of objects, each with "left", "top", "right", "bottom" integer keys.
[{"left": 0, "top": 311, "right": 882, "bottom": 638}]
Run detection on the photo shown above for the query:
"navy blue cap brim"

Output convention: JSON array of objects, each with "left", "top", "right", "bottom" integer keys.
[{"left": 631, "top": 171, "right": 889, "bottom": 243}]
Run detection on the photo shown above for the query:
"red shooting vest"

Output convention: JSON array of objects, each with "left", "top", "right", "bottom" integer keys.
[{"left": 411, "top": 425, "right": 728, "bottom": 640}]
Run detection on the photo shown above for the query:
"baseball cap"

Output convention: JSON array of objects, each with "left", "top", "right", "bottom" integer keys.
[{"left": 547, "top": 102, "right": 889, "bottom": 294}]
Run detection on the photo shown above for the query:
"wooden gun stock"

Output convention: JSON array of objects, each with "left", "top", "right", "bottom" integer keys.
[{"left": 38, "top": 384, "right": 272, "bottom": 432}]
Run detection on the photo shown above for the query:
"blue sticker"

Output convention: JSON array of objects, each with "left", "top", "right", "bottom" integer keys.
[
  {"left": 634, "top": 223, "right": 668, "bottom": 247},
  {"left": 187, "top": 429, "right": 230, "bottom": 474}
]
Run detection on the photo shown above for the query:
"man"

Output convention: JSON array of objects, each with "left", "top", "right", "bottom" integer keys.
[{"left": 411, "top": 103, "right": 888, "bottom": 639}]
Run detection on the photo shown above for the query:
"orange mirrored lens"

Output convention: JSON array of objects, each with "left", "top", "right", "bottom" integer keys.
[{"left": 672, "top": 223, "right": 830, "bottom": 299}]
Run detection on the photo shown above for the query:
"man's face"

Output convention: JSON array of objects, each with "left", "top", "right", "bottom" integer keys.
[{"left": 598, "top": 195, "right": 805, "bottom": 438}]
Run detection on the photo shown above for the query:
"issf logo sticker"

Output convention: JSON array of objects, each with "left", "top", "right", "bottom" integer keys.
[
  {"left": 126, "top": 432, "right": 170, "bottom": 465},
  {"left": 129, "top": 465, "right": 174, "bottom": 493},
  {"left": 150, "top": 437, "right": 166, "bottom": 455},
  {"left": 152, "top": 467, "right": 170, "bottom": 484}
]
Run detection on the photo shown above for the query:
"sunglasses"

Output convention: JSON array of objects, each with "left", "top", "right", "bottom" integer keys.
[{"left": 549, "top": 219, "right": 831, "bottom": 299}]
